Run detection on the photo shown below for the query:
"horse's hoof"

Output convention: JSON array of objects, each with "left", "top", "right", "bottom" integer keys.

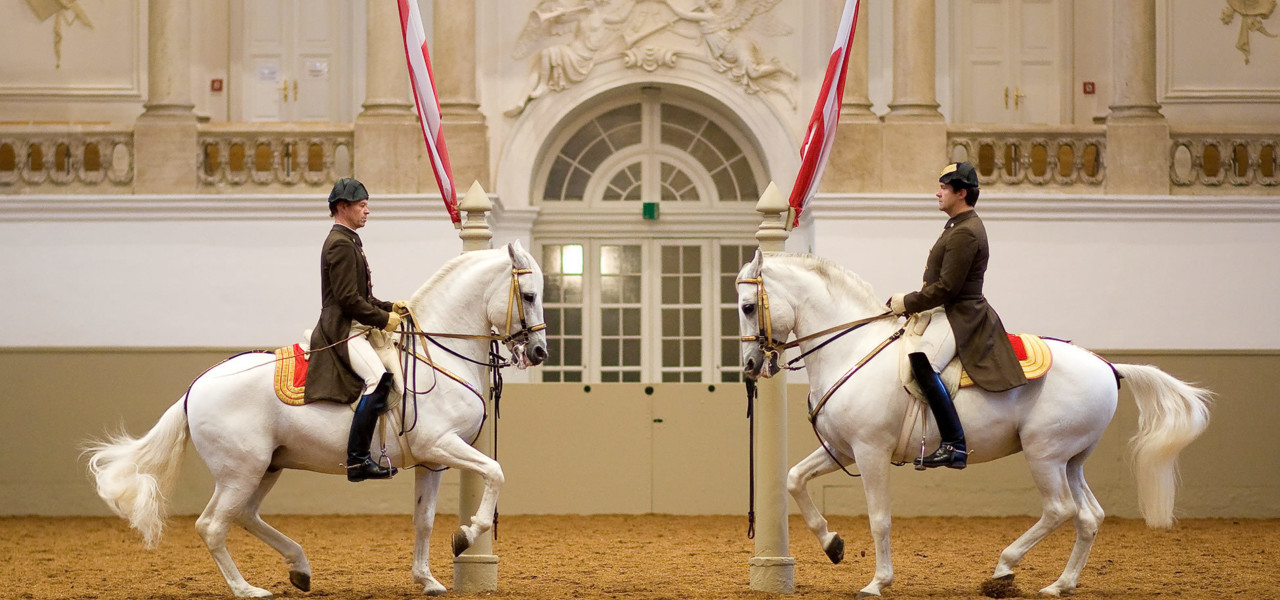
[
  {"left": 423, "top": 583, "right": 447, "bottom": 596},
  {"left": 979, "top": 574, "right": 1022, "bottom": 599},
  {"left": 452, "top": 529, "right": 471, "bottom": 557},
  {"left": 289, "top": 570, "right": 311, "bottom": 592},
  {"left": 855, "top": 591, "right": 880, "bottom": 599},
  {"left": 824, "top": 534, "right": 845, "bottom": 564}
]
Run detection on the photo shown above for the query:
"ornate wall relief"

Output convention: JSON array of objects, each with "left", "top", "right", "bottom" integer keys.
[
  {"left": 1221, "top": 0, "right": 1277, "bottom": 64},
  {"left": 25, "top": 0, "right": 94, "bottom": 68},
  {"left": 506, "top": 0, "right": 796, "bottom": 117}
]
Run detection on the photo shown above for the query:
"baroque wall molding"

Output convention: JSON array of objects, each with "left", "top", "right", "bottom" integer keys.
[
  {"left": 1162, "top": 1, "right": 1280, "bottom": 103},
  {"left": 0, "top": 193, "right": 458, "bottom": 223},
  {"left": 1, "top": 1, "right": 143, "bottom": 99},
  {"left": 809, "top": 193, "right": 1280, "bottom": 223}
]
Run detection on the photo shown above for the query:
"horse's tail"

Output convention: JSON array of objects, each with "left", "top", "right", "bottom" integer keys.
[
  {"left": 84, "top": 398, "right": 189, "bottom": 549},
  {"left": 1113, "top": 363, "right": 1213, "bottom": 528}
]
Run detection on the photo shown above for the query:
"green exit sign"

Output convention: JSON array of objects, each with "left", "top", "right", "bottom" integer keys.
[{"left": 642, "top": 202, "right": 659, "bottom": 220}]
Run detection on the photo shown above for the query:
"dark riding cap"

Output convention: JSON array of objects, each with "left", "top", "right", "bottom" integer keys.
[
  {"left": 939, "top": 162, "right": 980, "bottom": 189},
  {"left": 328, "top": 177, "right": 369, "bottom": 207}
]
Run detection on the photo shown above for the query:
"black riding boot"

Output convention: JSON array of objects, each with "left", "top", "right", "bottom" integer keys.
[
  {"left": 347, "top": 372, "right": 397, "bottom": 482},
  {"left": 909, "top": 352, "right": 967, "bottom": 470}
]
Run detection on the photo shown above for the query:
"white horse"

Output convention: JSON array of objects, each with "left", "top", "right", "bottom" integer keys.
[
  {"left": 736, "top": 251, "right": 1212, "bottom": 598},
  {"left": 86, "top": 242, "right": 548, "bottom": 598}
]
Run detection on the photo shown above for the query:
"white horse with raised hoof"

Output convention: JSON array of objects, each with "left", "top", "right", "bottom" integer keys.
[
  {"left": 736, "top": 251, "right": 1212, "bottom": 598},
  {"left": 86, "top": 242, "right": 547, "bottom": 598}
]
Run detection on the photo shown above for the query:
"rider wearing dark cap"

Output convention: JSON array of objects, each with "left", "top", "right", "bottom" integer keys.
[
  {"left": 888, "top": 162, "right": 1026, "bottom": 469},
  {"left": 306, "top": 177, "right": 408, "bottom": 482}
]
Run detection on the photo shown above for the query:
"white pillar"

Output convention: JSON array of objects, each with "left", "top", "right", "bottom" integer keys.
[
  {"left": 354, "top": 0, "right": 419, "bottom": 193},
  {"left": 880, "top": 0, "right": 946, "bottom": 192},
  {"left": 885, "top": 0, "right": 942, "bottom": 121},
  {"left": 749, "top": 182, "right": 793, "bottom": 594},
  {"left": 134, "top": 0, "right": 197, "bottom": 193},
  {"left": 432, "top": 0, "right": 489, "bottom": 188},
  {"left": 1106, "top": 0, "right": 1169, "bottom": 194},
  {"left": 454, "top": 181, "right": 498, "bottom": 593}
]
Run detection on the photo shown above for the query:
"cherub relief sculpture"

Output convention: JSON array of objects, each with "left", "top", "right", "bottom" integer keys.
[
  {"left": 507, "top": 0, "right": 636, "bottom": 117},
  {"left": 504, "top": 0, "right": 797, "bottom": 116},
  {"left": 662, "top": 0, "right": 797, "bottom": 105},
  {"left": 1221, "top": 0, "right": 1277, "bottom": 64}
]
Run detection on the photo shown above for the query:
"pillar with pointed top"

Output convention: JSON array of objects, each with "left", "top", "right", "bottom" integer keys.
[
  {"left": 750, "top": 181, "right": 795, "bottom": 593},
  {"left": 454, "top": 179, "right": 498, "bottom": 592}
]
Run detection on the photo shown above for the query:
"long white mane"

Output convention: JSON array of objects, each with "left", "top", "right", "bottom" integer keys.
[{"left": 765, "top": 252, "right": 884, "bottom": 314}]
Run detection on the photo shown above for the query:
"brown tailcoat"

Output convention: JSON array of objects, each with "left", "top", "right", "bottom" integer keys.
[
  {"left": 903, "top": 211, "right": 1026, "bottom": 392},
  {"left": 304, "top": 225, "right": 393, "bottom": 404}
]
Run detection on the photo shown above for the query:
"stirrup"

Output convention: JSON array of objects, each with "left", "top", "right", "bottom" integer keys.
[
  {"left": 914, "top": 443, "right": 968, "bottom": 470},
  {"left": 346, "top": 457, "right": 397, "bottom": 482}
]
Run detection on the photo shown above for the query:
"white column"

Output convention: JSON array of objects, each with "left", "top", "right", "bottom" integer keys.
[
  {"left": 880, "top": 0, "right": 946, "bottom": 192},
  {"left": 432, "top": 0, "right": 489, "bottom": 189},
  {"left": 134, "top": 0, "right": 197, "bottom": 193},
  {"left": 354, "top": 0, "right": 418, "bottom": 193},
  {"left": 885, "top": 0, "right": 942, "bottom": 121},
  {"left": 841, "top": 0, "right": 875, "bottom": 121},
  {"left": 454, "top": 182, "right": 498, "bottom": 593},
  {"left": 749, "top": 182, "right": 793, "bottom": 594},
  {"left": 1106, "top": 0, "right": 1168, "bottom": 194},
  {"left": 1109, "top": 0, "right": 1162, "bottom": 121}
]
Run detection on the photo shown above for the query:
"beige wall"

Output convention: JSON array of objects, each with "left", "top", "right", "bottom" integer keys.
[{"left": 3, "top": 348, "right": 1275, "bottom": 519}]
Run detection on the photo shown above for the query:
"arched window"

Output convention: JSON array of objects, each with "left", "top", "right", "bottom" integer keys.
[{"left": 534, "top": 89, "right": 764, "bottom": 383}]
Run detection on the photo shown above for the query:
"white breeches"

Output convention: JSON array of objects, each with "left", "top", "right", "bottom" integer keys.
[
  {"left": 347, "top": 324, "right": 389, "bottom": 395},
  {"left": 905, "top": 308, "right": 957, "bottom": 372}
]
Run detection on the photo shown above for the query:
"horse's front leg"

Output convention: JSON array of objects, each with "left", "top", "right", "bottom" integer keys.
[
  {"left": 412, "top": 467, "right": 446, "bottom": 596},
  {"left": 853, "top": 446, "right": 895, "bottom": 598},
  {"left": 420, "top": 434, "right": 504, "bottom": 556},
  {"left": 787, "top": 447, "right": 848, "bottom": 564}
]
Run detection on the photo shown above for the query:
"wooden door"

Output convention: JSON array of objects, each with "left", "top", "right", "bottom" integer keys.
[
  {"left": 954, "top": 0, "right": 1070, "bottom": 125},
  {"left": 234, "top": 0, "right": 348, "bottom": 123}
]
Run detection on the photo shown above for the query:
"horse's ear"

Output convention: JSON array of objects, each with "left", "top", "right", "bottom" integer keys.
[
  {"left": 748, "top": 248, "right": 764, "bottom": 276},
  {"left": 507, "top": 240, "right": 524, "bottom": 266}
]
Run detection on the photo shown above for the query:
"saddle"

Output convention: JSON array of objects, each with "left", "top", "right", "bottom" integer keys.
[
  {"left": 898, "top": 312, "right": 1053, "bottom": 402},
  {"left": 271, "top": 330, "right": 405, "bottom": 407}
]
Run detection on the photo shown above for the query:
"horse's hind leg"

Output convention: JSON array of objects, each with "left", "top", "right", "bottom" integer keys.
[
  {"left": 787, "top": 447, "right": 847, "bottom": 563},
  {"left": 196, "top": 472, "right": 273, "bottom": 598},
  {"left": 411, "top": 467, "right": 447, "bottom": 596},
  {"left": 234, "top": 469, "right": 312, "bottom": 592},
  {"left": 991, "top": 459, "right": 1076, "bottom": 588},
  {"left": 1041, "top": 453, "right": 1105, "bottom": 597}
]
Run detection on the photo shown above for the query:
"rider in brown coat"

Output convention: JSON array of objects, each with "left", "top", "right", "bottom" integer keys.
[
  {"left": 888, "top": 162, "right": 1026, "bottom": 469},
  {"left": 305, "top": 178, "right": 408, "bottom": 482}
]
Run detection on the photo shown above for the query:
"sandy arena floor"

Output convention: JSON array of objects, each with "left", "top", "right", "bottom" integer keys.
[{"left": 2, "top": 514, "right": 1276, "bottom": 599}]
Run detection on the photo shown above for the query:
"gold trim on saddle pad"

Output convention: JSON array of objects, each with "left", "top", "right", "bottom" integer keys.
[
  {"left": 959, "top": 333, "right": 1052, "bottom": 388},
  {"left": 272, "top": 344, "right": 307, "bottom": 406}
]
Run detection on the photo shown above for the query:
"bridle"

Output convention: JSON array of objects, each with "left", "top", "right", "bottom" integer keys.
[{"left": 736, "top": 272, "right": 896, "bottom": 378}]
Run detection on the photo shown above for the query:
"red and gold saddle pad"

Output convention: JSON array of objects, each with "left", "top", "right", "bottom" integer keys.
[
  {"left": 959, "top": 333, "right": 1052, "bottom": 388},
  {"left": 272, "top": 344, "right": 309, "bottom": 406}
]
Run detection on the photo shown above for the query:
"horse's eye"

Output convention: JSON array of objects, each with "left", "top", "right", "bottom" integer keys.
[
  {"left": 522, "top": 292, "right": 536, "bottom": 303},
  {"left": 742, "top": 303, "right": 755, "bottom": 315}
]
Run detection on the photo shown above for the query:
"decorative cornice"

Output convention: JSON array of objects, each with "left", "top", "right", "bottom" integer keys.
[
  {"left": 809, "top": 193, "right": 1280, "bottom": 222},
  {"left": 532, "top": 207, "right": 761, "bottom": 238},
  {"left": 0, "top": 193, "right": 456, "bottom": 222}
]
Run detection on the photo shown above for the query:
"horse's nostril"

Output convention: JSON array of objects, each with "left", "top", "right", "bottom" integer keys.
[{"left": 532, "top": 345, "right": 547, "bottom": 363}]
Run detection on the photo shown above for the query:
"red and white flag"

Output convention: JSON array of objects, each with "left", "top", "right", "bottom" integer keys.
[
  {"left": 397, "top": 0, "right": 460, "bottom": 226},
  {"left": 787, "top": 0, "right": 861, "bottom": 228}
]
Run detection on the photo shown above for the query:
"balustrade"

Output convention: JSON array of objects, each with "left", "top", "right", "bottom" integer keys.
[
  {"left": 948, "top": 126, "right": 1106, "bottom": 187},
  {"left": 0, "top": 125, "right": 134, "bottom": 189},
  {"left": 1170, "top": 131, "right": 1279, "bottom": 188},
  {"left": 197, "top": 123, "right": 353, "bottom": 188}
]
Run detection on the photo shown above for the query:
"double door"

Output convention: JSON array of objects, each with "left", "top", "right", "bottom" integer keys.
[
  {"left": 232, "top": 0, "right": 352, "bottom": 122},
  {"left": 953, "top": 0, "right": 1071, "bottom": 125}
]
